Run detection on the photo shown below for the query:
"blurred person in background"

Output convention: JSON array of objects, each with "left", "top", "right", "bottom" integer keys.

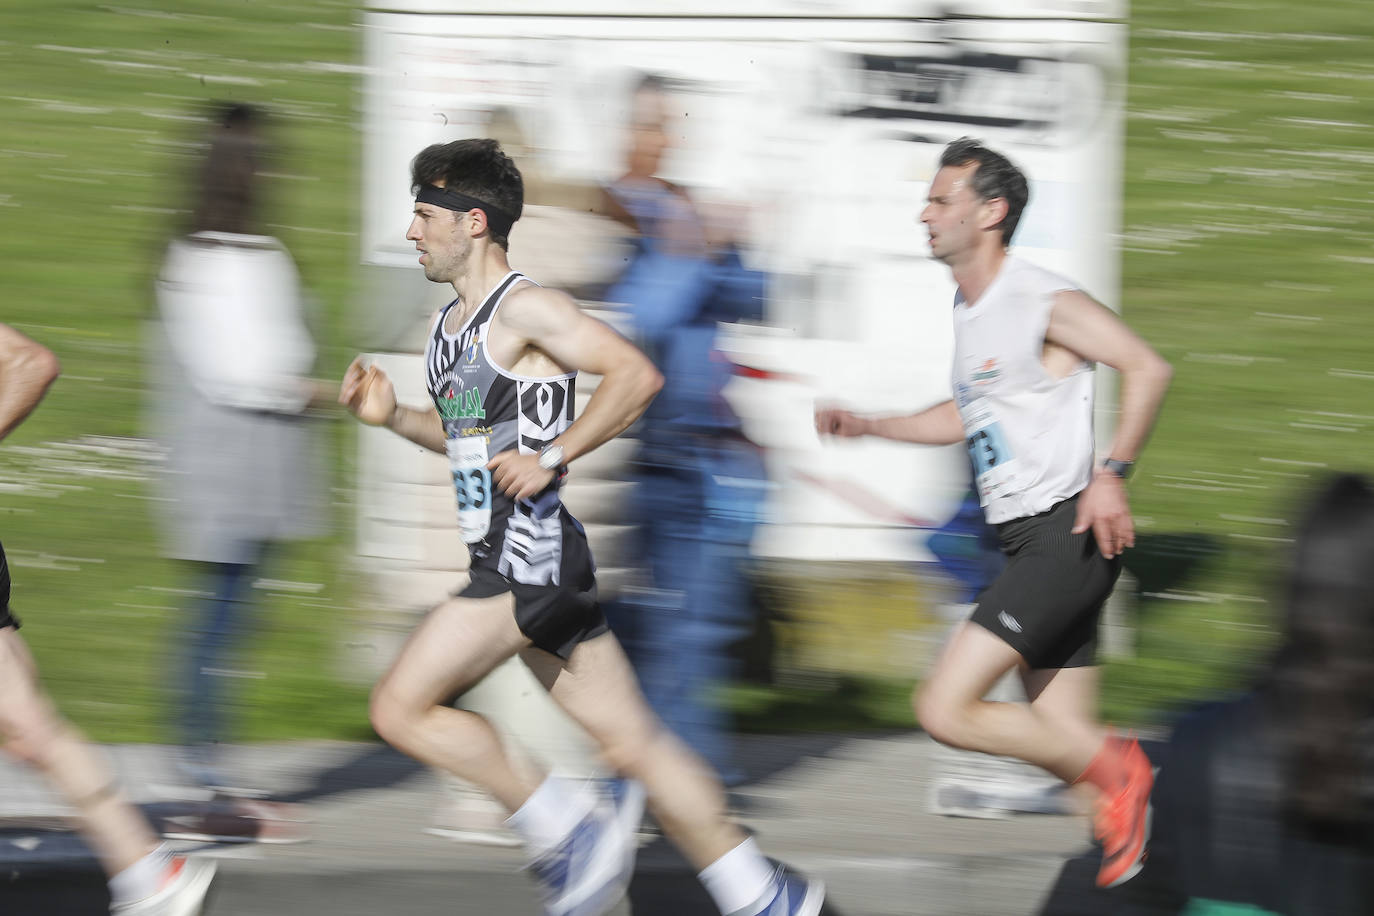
[
  {"left": 817, "top": 137, "right": 1173, "bottom": 889},
  {"left": 0, "top": 324, "right": 216, "bottom": 914},
  {"left": 148, "top": 101, "right": 327, "bottom": 843},
  {"left": 600, "top": 73, "right": 770, "bottom": 787},
  {"left": 340, "top": 137, "right": 823, "bottom": 916},
  {"left": 1147, "top": 472, "right": 1374, "bottom": 915}
]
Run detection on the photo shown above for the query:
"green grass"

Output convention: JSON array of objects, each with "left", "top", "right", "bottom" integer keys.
[
  {"left": 0, "top": 0, "right": 1372, "bottom": 741},
  {"left": 728, "top": 676, "right": 917, "bottom": 734},
  {"left": 0, "top": 0, "right": 371, "bottom": 742},
  {"left": 1101, "top": 0, "right": 1374, "bottom": 724}
]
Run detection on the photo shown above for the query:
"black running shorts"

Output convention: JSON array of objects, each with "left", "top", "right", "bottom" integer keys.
[
  {"left": 969, "top": 494, "right": 1121, "bottom": 669},
  {"left": 458, "top": 563, "right": 608, "bottom": 661},
  {"left": 0, "top": 541, "right": 18, "bottom": 631}
]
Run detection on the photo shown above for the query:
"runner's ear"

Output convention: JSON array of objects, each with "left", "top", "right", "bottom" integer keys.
[{"left": 981, "top": 196, "right": 1009, "bottom": 234}]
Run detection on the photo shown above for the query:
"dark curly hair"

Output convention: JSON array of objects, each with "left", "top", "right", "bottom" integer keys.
[
  {"left": 939, "top": 137, "right": 1030, "bottom": 246},
  {"left": 410, "top": 138, "right": 524, "bottom": 250},
  {"left": 1269, "top": 472, "right": 1374, "bottom": 840}
]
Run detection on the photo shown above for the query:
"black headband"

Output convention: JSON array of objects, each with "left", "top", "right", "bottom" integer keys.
[{"left": 415, "top": 184, "right": 516, "bottom": 238}]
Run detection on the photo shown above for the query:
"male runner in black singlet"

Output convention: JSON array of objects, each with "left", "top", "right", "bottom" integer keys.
[{"left": 340, "top": 139, "right": 823, "bottom": 916}]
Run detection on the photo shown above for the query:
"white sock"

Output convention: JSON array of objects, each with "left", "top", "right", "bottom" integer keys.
[
  {"left": 505, "top": 775, "right": 595, "bottom": 858},
  {"left": 108, "top": 844, "right": 174, "bottom": 905},
  {"left": 699, "top": 837, "right": 777, "bottom": 915}
]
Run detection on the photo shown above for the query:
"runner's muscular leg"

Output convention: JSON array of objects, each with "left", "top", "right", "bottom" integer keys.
[
  {"left": 914, "top": 623, "right": 1100, "bottom": 782},
  {"left": 1022, "top": 666, "right": 1104, "bottom": 764},
  {"left": 1022, "top": 665, "right": 1104, "bottom": 802},
  {"left": 0, "top": 627, "right": 158, "bottom": 874},
  {"left": 369, "top": 592, "right": 539, "bottom": 812},
  {"left": 521, "top": 632, "right": 744, "bottom": 870}
]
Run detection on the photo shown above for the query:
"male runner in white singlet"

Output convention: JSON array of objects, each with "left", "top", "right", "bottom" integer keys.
[
  {"left": 817, "top": 138, "right": 1173, "bottom": 888},
  {"left": 341, "top": 139, "right": 823, "bottom": 916}
]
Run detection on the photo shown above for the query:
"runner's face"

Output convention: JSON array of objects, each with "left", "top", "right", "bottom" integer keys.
[
  {"left": 921, "top": 164, "right": 985, "bottom": 263},
  {"left": 407, "top": 198, "right": 472, "bottom": 283}
]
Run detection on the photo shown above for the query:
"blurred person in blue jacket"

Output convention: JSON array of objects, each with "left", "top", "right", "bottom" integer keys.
[{"left": 600, "top": 74, "right": 769, "bottom": 785}]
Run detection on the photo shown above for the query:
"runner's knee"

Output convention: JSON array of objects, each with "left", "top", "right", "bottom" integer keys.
[
  {"left": 368, "top": 683, "right": 422, "bottom": 749},
  {"left": 914, "top": 683, "right": 972, "bottom": 750},
  {"left": 0, "top": 704, "right": 64, "bottom": 768},
  {"left": 597, "top": 721, "right": 663, "bottom": 776}
]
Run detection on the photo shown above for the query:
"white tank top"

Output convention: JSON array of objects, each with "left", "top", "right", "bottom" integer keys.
[{"left": 951, "top": 256, "right": 1095, "bottom": 524}]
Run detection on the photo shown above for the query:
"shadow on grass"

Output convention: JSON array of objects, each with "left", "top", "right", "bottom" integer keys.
[{"left": 1121, "top": 532, "right": 1226, "bottom": 603}]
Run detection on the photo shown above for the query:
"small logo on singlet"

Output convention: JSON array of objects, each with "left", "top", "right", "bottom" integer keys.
[
  {"left": 997, "top": 611, "right": 1023, "bottom": 633},
  {"left": 438, "top": 385, "right": 485, "bottom": 420},
  {"left": 972, "top": 358, "right": 1001, "bottom": 385}
]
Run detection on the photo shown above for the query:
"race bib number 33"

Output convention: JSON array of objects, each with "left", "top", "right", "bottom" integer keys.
[{"left": 447, "top": 436, "right": 492, "bottom": 543}]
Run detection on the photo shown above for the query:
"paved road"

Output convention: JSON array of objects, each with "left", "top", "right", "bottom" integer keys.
[{"left": 1, "top": 733, "right": 1160, "bottom": 915}]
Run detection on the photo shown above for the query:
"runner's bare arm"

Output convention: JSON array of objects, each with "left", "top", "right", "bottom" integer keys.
[
  {"left": 498, "top": 286, "right": 663, "bottom": 464},
  {"left": 815, "top": 400, "right": 964, "bottom": 445},
  {"left": 387, "top": 401, "right": 447, "bottom": 455},
  {"left": 1046, "top": 289, "right": 1172, "bottom": 557},
  {"left": 1046, "top": 289, "right": 1172, "bottom": 465},
  {"left": 339, "top": 354, "right": 447, "bottom": 454},
  {"left": 0, "top": 323, "right": 60, "bottom": 443}
]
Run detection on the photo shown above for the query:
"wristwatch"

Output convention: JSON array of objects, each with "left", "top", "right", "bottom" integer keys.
[
  {"left": 537, "top": 443, "right": 566, "bottom": 472},
  {"left": 1101, "top": 457, "right": 1135, "bottom": 480}
]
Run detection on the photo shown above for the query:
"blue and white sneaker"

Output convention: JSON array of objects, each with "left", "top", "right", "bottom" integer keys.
[
  {"left": 729, "top": 866, "right": 826, "bottom": 916},
  {"left": 529, "top": 804, "right": 632, "bottom": 916}
]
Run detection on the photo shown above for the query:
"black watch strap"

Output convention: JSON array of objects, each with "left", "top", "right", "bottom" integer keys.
[{"left": 1102, "top": 458, "right": 1135, "bottom": 479}]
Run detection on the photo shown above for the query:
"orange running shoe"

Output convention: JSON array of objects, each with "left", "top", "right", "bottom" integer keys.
[{"left": 1094, "top": 735, "right": 1153, "bottom": 888}]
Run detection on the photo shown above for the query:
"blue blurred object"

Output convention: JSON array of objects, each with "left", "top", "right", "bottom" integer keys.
[
  {"left": 925, "top": 488, "right": 1005, "bottom": 603},
  {"left": 603, "top": 170, "right": 768, "bottom": 783}
]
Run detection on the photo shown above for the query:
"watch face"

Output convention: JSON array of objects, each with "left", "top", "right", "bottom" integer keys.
[{"left": 539, "top": 445, "right": 564, "bottom": 470}]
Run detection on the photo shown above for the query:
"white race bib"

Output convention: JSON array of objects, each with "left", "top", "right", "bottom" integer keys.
[
  {"left": 447, "top": 436, "right": 492, "bottom": 543},
  {"left": 963, "top": 398, "right": 1020, "bottom": 506}
]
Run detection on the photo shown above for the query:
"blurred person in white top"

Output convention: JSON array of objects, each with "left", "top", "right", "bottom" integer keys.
[
  {"left": 817, "top": 138, "right": 1172, "bottom": 890},
  {"left": 148, "top": 102, "right": 328, "bottom": 840}
]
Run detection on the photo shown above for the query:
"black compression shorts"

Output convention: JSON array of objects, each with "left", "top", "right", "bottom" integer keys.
[
  {"left": 969, "top": 494, "right": 1121, "bottom": 669},
  {"left": 458, "top": 563, "right": 608, "bottom": 661},
  {"left": 0, "top": 541, "right": 18, "bottom": 630}
]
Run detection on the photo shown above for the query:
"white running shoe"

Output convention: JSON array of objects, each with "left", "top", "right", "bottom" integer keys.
[
  {"left": 729, "top": 866, "right": 825, "bottom": 916},
  {"left": 111, "top": 856, "right": 217, "bottom": 916},
  {"left": 529, "top": 804, "right": 631, "bottom": 916}
]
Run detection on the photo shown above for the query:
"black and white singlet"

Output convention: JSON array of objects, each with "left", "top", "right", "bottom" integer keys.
[{"left": 423, "top": 271, "right": 590, "bottom": 590}]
